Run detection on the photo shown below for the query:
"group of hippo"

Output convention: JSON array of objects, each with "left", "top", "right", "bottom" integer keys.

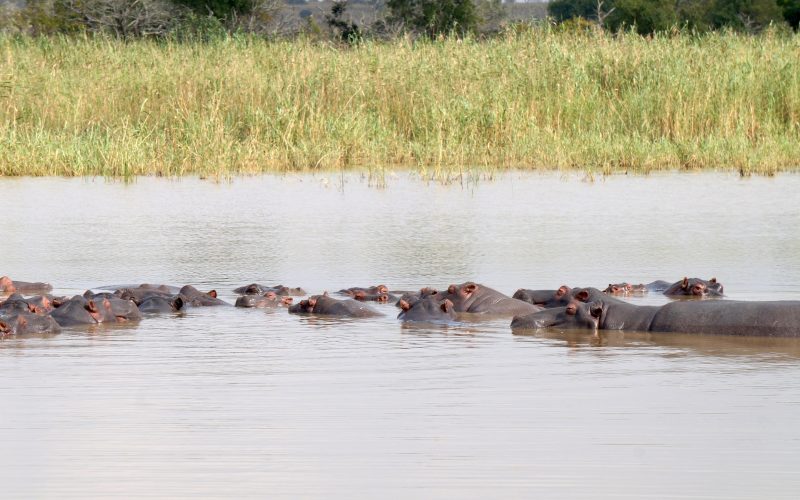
[{"left": 2, "top": 274, "right": 800, "bottom": 338}]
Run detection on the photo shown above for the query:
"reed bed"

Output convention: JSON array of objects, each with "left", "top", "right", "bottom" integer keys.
[{"left": 1, "top": 29, "right": 799, "bottom": 177}]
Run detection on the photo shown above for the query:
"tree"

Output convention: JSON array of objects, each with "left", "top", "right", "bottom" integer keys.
[
  {"left": 173, "top": 0, "right": 255, "bottom": 19},
  {"left": 385, "top": 0, "right": 479, "bottom": 37},
  {"left": 548, "top": 0, "right": 599, "bottom": 22},
  {"left": 777, "top": 0, "right": 800, "bottom": 28},
  {"left": 605, "top": 0, "right": 677, "bottom": 34},
  {"left": 706, "top": 0, "right": 784, "bottom": 32},
  {"left": 325, "top": 1, "right": 361, "bottom": 43}
]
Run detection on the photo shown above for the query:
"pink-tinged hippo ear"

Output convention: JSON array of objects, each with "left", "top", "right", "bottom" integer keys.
[
  {"left": 208, "top": 290, "right": 218, "bottom": 298},
  {"left": 399, "top": 300, "right": 411, "bottom": 312},
  {"left": 0, "top": 320, "right": 10, "bottom": 334},
  {"left": 681, "top": 277, "right": 689, "bottom": 289},
  {"left": 354, "top": 290, "right": 366, "bottom": 300},
  {"left": 556, "top": 285, "right": 570, "bottom": 297},
  {"left": 377, "top": 285, "right": 388, "bottom": 294},
  {"left": 448, "top": 284, "right": 457, "bottom": 294},
  {"left": 464, "top": 283, "right": 478, "bottom": 294},
  {"left": 441, "top": 299, "right": 454, "bottom": 313},
  {"left": 0, "top": 276, "right": 13, "bottom": 289},
  {"left": 575, "top": 290, "right": 590, "bottom": 302},
  {"left": 281, "top": 296, "right": 293, "bottom": 306},
  {"left": 308, "top": 298, "right": 317, "bottom": 307},
  {"left": 590, "top": 303, "right": 603, "bottom": 318},
  {"left": 265, "top": 291, "right": 277, "bottom": 300},
  {"left": 86, "top": 300, "right": 99, "bottom": 313},
  {"left": 710, "top": 277, "right": 717, "bottom": 283}
]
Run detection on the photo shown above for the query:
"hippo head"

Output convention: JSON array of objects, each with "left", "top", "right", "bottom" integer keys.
[
  {"left": 289, "top": 296, "right": 319, "bottom": 314},
  {"left": 0, "top": 276, "right": 15, "bottom": 293},
  {"left": 511, "top": 300, "right": 602, "bottom": 331},
  {"left": 672, "top": 277, "right": 724, "bottom": 297},
  {"left": 265, "top": 291, "right": 293, "bottom": 306},
  {"left": 398, "top": 297, "right": 456, "bottom": 323},
  {"left": 603, "top": 283, "right": 633, "bottom": 295},
  {"left": 448, "top": 282, "right": 478, "bottom": 299}
]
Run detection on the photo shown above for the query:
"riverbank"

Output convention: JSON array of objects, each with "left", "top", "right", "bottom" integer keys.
[{"left": 1, "top": 30, "right": 799, "bottom": 177}]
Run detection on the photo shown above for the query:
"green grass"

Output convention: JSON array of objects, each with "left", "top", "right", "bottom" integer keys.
[{"left": 1, "top": 28, "right": 799, "bottom": 177}]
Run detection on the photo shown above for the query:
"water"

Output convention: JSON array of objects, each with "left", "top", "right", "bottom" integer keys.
[{"left": 2, "top": 172, "right": 800, "bottom": 498}]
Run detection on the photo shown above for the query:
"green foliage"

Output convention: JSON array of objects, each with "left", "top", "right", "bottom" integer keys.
[
  {"left": 548, "top": 0, "right": 598, "bottom": 22},
  {"left": 706, "top": 0, "right": 784, "bottom": 32},
  {"left": 779, "top": 0, "right": 800, "bottom": 28},
  {"left": 386, "top": 0, "right": 479, "bottom": 37},
  {"left": 606, "top": 0, "right": 678, "bottom": 34}
]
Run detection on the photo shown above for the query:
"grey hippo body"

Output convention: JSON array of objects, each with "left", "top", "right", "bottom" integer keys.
[
  {"left": 444, "top": 282, "right": 541, "bottom": 315},
  {"left": 511, "top": 290, "right": 800, "bottom": 337},
  {"left": 289, "top": 295, "right": 382, "bottom": 318}
]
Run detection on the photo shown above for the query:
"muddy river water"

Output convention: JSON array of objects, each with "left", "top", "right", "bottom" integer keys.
[{"left": 2, "top": 172, "right": 800, "bottom": 498}]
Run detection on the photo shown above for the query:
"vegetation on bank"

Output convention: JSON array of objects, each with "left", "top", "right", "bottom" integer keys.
[{"left": 0, "top": 28, "right": 799, "bottom": 177}]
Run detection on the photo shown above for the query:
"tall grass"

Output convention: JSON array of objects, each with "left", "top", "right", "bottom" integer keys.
[{"left": 1, "top": 29, "right": 799, "bottom": 177}]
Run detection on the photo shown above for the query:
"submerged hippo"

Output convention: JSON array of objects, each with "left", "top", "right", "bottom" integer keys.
[
  {"left": 235, "top": 292, "right": 293, "bottom": 309},
  {"left": 338, "top": 285, "right": 389, "bottom": 297},
  {"left": 397, "top": 296, "right": 457, "bottom": 323},
  {"left": 0, "top": 293, "right": 57, "bottom": 315},
  {"left": 511, "top": 292, "right": 800, "bottom": 337},
  {"left": 444, "top": 282, "right": 542, "bottom": 315},
  {"left": 138, "top": 295, "right": 185, "bottom": 313},
  {"left": 0, "top": 276, "right": 53, "bottom": 294},
  {"left": 178, "top": 285, "right": 229, "bottom": 307},
  {"left": 0, "top": 312, "right": 61, "bottom": 337},
  {"left": 288, "top": 295, "right": 381, "bottom": 318},
  {"left": 50, "top": 296, "right": 141, "bottom": 326},
  {"left": 603, "top": 278, "right": 722, "bottom": 297},
  {"left": 233, "top": 283, "right": 306, "bottom": 296},
  {"left": 394, "top": 288, "right": 442, "bottom": 308}
]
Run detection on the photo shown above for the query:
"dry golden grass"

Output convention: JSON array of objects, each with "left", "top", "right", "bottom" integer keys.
[{"left": 1, "top": 28, "right": 799, "bottom": 177}]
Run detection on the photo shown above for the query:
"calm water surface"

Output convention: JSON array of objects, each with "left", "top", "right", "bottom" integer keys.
[{"left": 2, "top": 172, "right": 800, "bottom": 498}]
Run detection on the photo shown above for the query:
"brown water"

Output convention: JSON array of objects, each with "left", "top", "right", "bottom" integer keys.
[{"left": 2, "top": 173, "right": 800, "bottom": 498}]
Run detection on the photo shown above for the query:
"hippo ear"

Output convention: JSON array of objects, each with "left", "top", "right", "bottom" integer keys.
[
  {"left": 377, "top": 285, "right": 388, "bottom": 293},
  {"left": 575, "top": 290, "right": 590, "bottom": 302},
  {"left": 86, "top": 300, "right": 98, "bottom": 313},
  {"left": 0, "top": 320, "right": 9, "bottom": 334},
  {"left": 399, "top": 300, "right": 411, "bottom": 312},
  {"left": 354, "top": 290, "right": 366, "bottom": 300},
  {"left": 322, "top": 291, "right": 329, "bottom": 297},
  {"left": 589, "top": 303, "right": 603, "bottom": 318},
  {"left": 556, "top": 285, "right": 569, "bottom": 297},
  {"left": 441, "top": 299, "right": 454, "bottom": 313},
  {"left": 464, "top": 283, "right": 478, "bottom": 294},
  {"left": 308, "top": 297, "right": 317, "bottom": 307},
  {"left": 710, "top": 277, "right": 717, "bottom": 283},
  {"left": 208, "top": 290, "right": 218, "bottom": 298},
  {"left": 173, "top": 296, "right": 184, "bottom": 311},
  {"left": 281, "top": 296, "right": 294, "bottom": 306},
  {"left": 681, "top": 277, "right": 689, "bottom": 289},
  {"left": 448, "top": 285, "right": 456, "bottom": 294}
]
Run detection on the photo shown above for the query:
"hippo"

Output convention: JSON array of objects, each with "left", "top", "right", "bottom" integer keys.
[
  {"left": 663, "top": 277, "right": 723, "bottom": 297},
  {"left": 397, "top": 296, "right": 457, "bottom": 323},
  {"left": 351, "top": 290, "right": 396, "bottom": 303},
  {"left": 138, "top": 295, "right": 185, "bottom": 313},
  {"left": 511, "top": 285, "right": 606, "bottom": 309},
  {"left": 603, "top": 278, "right": 722, "bottom": 297},
  {"left": 178, "top": 285, "right": 229, "bottom": 307},
  {"left": 233, "top": 283, "right": 307, "bottom": 296},
  {"left": 114, "top": 287, "right": 174, "bottom": 305},
  {"left": 51, "top": 296, "right": 141, "bottom": 326},
  {"left": 338, "top": 285, "right": 389, "bottom": 297},
  {"left": 235, "top": 292, "right": 293, "bottom": 309},
  {"left": 0, "top": 312, "right": 61, "bottom": 337},
  {"left": 0, "top": 276, "right": 53, "bottom": 294},
  {"left": 511, "top": 293, "right": 800, "bottom": 337},
  {"left": 444, "top": 282, "right": 542, "bottom": 315},
  {"left": 288, "top": 294, "right": 382, "bottom": 318},
  {"left": 394, "top": 287, "right": 442, "bottom": 308},
  {"left": 0, "top": 294, "right": 60, "bottom": 315}
]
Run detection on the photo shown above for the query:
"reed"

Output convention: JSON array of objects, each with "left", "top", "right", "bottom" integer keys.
[{"left": 1, "top": 28, "right": 798, "bottom": 177}]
